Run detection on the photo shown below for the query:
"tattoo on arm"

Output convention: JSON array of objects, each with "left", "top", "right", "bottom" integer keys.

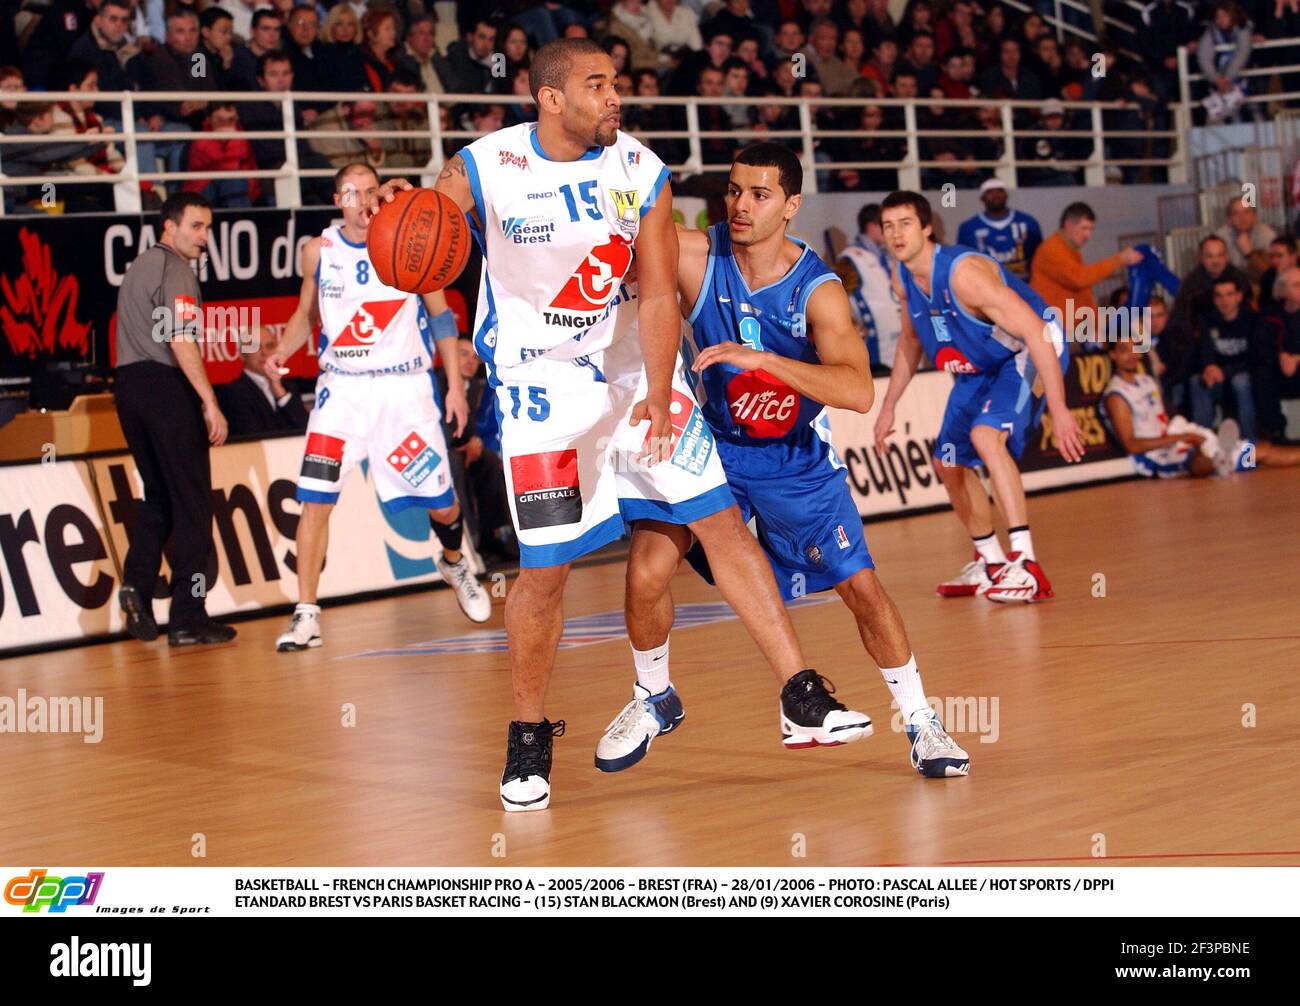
[{"left": 437, "top": 155, "right": 466, "bottom": 182}]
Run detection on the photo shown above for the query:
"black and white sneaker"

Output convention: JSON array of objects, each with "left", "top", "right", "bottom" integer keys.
[
  {"left": 779, "top": 670, "right": 873, "bottom": 749},
  {"left": 500, "top": 718, "right": 565, "bottom": 812},
  {"left": 276, "top": 604, "right": 322, "bottom": 651},
  {"left": 118, "top": 585, "right": 158, "bottom": 641}
]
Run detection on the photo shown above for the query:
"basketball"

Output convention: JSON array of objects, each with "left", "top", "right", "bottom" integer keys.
[{"left": 367, "top": 187, "right": 471, "bottom": 294}]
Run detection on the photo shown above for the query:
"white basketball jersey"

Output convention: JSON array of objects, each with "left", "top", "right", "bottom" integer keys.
[
  {"left": 839, "top": 242, "right": 902, "bottom": 367},
  {"left": 1103, "top": 372, "right": 1166, "bottom": 439},
  {"left": 315, "top": 225, "right": 429, "bottom": 376},
  {"left": 460, "top": 123, "right": 670, "bottom": 364}
]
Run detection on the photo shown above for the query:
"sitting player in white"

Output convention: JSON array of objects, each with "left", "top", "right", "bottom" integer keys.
[
  {"left": 1103, "top": 330, "right": 1300, "bottom": 476},
  {"left": 266, "top": 162, "right": 490, "bottom": 651}
]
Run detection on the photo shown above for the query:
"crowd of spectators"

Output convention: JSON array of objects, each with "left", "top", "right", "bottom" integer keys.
[{"left": 8, "top": 0, "right": 1300, "bottom": 211}]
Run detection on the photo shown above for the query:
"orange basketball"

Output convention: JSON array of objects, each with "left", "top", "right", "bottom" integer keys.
[{"left": 367, "top": 187, "right": 471, "bottom": 294}]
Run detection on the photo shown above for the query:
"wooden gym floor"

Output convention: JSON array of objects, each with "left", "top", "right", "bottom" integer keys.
[{"left": 2, "top": 473, "right": 1298, "bottom": 867}]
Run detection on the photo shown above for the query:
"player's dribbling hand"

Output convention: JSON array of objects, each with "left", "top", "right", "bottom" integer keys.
[
  {"left": 631, "top": 395, "right": 674, "bottom": 466},
  {"left": 872, "top": 403, "right": 895, "bottom": 455},
  {"left": 362, "top": 178, "right": 413, "bottom": 225},
  {"left": 691, "top": 342, "right": 765, "bottom": 373},
  {"left": 1050, "top": 402, "right": 1085, "bottom": 462}
]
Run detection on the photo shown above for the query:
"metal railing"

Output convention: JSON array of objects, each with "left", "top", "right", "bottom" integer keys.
[{"left": 0, "top": 88, "right": 1186, "bottom": 216}]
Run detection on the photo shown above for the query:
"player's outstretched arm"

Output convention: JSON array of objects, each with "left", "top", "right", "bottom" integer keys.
[
  {"left": 950, "top": 256, "right": 1085, "bottom": 462},
  {"left": 631, "top": 185, "right": 681, "bottom": 465},
  {"left": 873, "top": 264, "right": 925, "bottom": 454},
  {"left": 690, "top": 281, "right": 874, "bottom": 412},
  {"left": 422, "top": 288, "right": 467, "bottom": 437},
  {"left": 268, "top": 237, "right": 322, "bottom": 372}
]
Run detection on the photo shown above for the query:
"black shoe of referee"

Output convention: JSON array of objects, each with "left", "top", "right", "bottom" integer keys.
[
  {"left": 118, "top": 585, "right": 159, "bottom": 641},
  {"left": 168, "top": 620, "right": 238, "bottom": 646}
]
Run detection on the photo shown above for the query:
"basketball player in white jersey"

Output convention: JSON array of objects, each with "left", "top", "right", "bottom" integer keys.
[
  {"left": 836, "top": 203, "right": 902, "bottom": 371},
  {"left": 1104, "top": 330, "right": 1300, "bottom": 476},
  {"left": 266, "top": 163, "right": 491, "bottom": 651},
  {"left": 369, "top": 38, "right": 868, "bottom": 812}
]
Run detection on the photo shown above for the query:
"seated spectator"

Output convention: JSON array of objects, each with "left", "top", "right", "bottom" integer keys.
[
  {"left": 0, "top": 67, "right": 22, "bottom": 133},
  {"left": 733, "top": 33, "right": 770, "bottom": 89},
  {"left": 898, "top": 0, "right": 934, "bottom": 47},
  {"left": 228, "top": 9, "right": 285, "bottom": 91},
  {"left": 1171, "top": 235, "right": 1252, "bottom": 332},
  {"left": 502, "top": 65, "right": 538, "bottom": 126},
  {"left": 806, "top": 18, "right": 856, "bottom": 96},
  {"left": 670, "top": 28, "right": 733, "bottom": 96},
  {"left": 858, "top": 35, "right": 897, "bottom": 96},
  {"left": 1033, "top": 34, "right": 1072, "bottom": 100},
  {"left": 1198, "top": 1, "right": 1254, "bottom": 123},
  {"left": 68, "top": 0, "right": 139, "bottom": 108},
  {"left": 220, "top": 0, "right": 272, "bottom": 44},
  {"left": 1258, "top": 233, "right": 1299, "bottom": 314},
  {"left": 830, "top": 102, "right": 900, "bottom": 191},
  {"left": 1030, "top": 201, "right": 1142, "bottom": 345},
  {"left": 319, "top": 3, "right": 367, "bottom": 93},
  {"left": 935, "top": 45, "right": 975, "bottom": 99},
  {"left": 627, "top": 68, "right": 687, "bottom": 165},
  {"left": 185, "top": 102, "right": 260, "bottom": 208},
  {"left": 1215, "top": 196, "right": 1278, "bottom": 271},
  {"left": 696, "top": 65, "right": 738, "bottom": 165},
  {"left": 840, "top": 27, "right": 867, "bottom": 77},
  {"left": 284, "top": 4, "right": 330, "bottom": 117},
  {"left": 767, "top": 19, "right": 806, "bottom": 69},
  {"left": 199, "top": 8, "right": 246, "bottom": 90},
  {"left": 216, "top": 326, "right": 308, "bottom": 437},
  {"left": 603, "top": 35, "right": 630, "bottom": 77},
  {"left": 979, "top": 37, "right": 1041, "bottom": 125},
  {"left": 967, "top": 103, "right": 1007, "bottom": 167},
  {"left": 444, "top": 17, "right": 497, "bottom": 94},
  {"left": 128, "top": 9, "right": 218, "bottom": 139},
  {"left": 1104, "top": 330, "right": 1300, "bottom": 476},
  {"left": 647, "top": 0, "right": 704, "bottom": 58},
  {"left": 607, "top": 0, "right": 662, "bottom": 72},
  {"left": 1, "top": 102, "right": 106, "bottom": 213},
  {"left": 1259, "top": 265, "right": 1300, "bottom": 441},
  {"left": 398, "top": 14, "right": 450, "bottom": 95},
  {"left": 897, "top": 29, "right": 938, "bottom": 94},
  {"left": 309, "top": 98, "right": 390, "bottom": 170},
  {"left": 1018, "top": 100, "right": 1090, "bottom": 187},
  {"left": 238, "top": 52, "right": 331, "bottom": 205},
  {"left": 384, "top": 68, "right": 433, "bottom": 170},
  {"left": 721, "top": 58, "right": 752, "bottom": 130},
  {"left": 21, "top": 0, "right": 95, "bottom": 89},
  {"left": 1190, "top": 275, "right": 1269, "bottom": 439},
  {"left": 704, "top": 0, "right": 764, "bottom": 57},
  {"left": 934, "top": 0, "right": 978, "bottom": 60},
  {"left": 859, "top": 0, "right": 899, "bottom": 54},
  {"left": 50, "top": 60, "right": 124, "bottom": 211},
  {"left": 360, "top": 9, "right": 400, "bottom": 94}
]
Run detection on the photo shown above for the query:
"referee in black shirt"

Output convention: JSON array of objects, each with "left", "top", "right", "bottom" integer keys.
[{"left": 114, "top": 192, "right": 237, "bottom": 646}]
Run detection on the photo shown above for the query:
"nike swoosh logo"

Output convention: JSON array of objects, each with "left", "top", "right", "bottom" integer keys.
[{"left": 720, "top": 297, "right": 731, "bottom": 303}]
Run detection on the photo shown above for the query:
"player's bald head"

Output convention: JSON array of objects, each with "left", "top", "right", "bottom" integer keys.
[
  {"left": 529, "top": 37, "right": 609, "bottom": 102},
  {"left": 334, "top": 162, "right": 378, "bottom": 192}
]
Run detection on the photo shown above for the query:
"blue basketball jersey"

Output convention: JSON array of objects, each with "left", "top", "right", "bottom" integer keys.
[
  {"left": 685, "top": 222, "right": 841, "bottom": 444},
  {"left": 898, "top": 244, "right": 1061, "bottom": 376}
]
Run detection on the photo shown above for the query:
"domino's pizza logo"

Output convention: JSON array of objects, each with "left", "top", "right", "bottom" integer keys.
[
  {"left": 387, "top": 432, "right": 440, "bottom": 488},
  {"left": 511, "top": 449, "right": 581, "bottom": 528},
  {"left": 644, "top": 389, "right": 714, "bottom": 476}
]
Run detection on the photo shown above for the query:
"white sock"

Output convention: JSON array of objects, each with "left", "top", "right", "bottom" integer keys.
[
  {"left": 881, "top": 654, "right": 931, "bottom": 726},
  {"left": 632, "top": 641, "right": 670, "bottom": 695},
  {"left": 296, "top": 602, "right": 321, "bottom": 617},
  {"left": 1007, "top": 525, "right": 1035, "bottom": 561},
  {"left": 972, "top": 531, "right": 1007, "bottom": 565}
]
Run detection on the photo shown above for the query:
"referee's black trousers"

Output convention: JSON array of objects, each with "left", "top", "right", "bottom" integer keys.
[{"left": 114, "top": 362, "right": 214, "bottom": 629}]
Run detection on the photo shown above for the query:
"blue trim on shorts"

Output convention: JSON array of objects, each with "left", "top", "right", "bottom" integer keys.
[
  {"left": 618, "top": 482, "right": 735, "bottom": 526},
  {"left": 383, "top": 489, "right": 456, "bottom": 514},
  {"left": 518, "top": 514, "right": 627, "bottom": 569},
  {"left": 296, "top": 489, "right": 340, "bottom": 505}
]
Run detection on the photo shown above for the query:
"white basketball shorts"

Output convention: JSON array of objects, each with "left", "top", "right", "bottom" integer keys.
[
  {"left": 295, "top": 369, "right": 456, "bottom": 512},
  {"left": 492, "top": 330, "right": 733, "bottom": 568}
]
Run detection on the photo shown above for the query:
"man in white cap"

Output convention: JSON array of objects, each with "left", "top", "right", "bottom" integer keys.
[
  {"left": 1019, "top": 100, "right": 1087, "bottom": 187},
  {"left": 957, "top": 177, "right": 1043, "bottom": 281}
]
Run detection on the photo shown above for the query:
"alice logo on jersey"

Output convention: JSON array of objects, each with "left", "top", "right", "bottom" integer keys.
[
  {"left": 501, "top": 215, "right": 556, "bottom": 245},
  {"left": 387, "top": 432, "right": 441, "bottom": 488},
  {"left": 935, "top": 346, "right": 980, "bottom": 375},
  {"left": 726, "top": 370, "right": 801, "bottom": 438},
  {"left": 545, "top": 234, "right": 634, "bottom": 325},
  {"left": 331, "top": 299, "right": 405, "bottom": 357},
  {"left": 644, "top": 389, "right": 715, "bottom": 476},
  {"left": 511, "top": 449, "right": 582, "bottom": 529}
]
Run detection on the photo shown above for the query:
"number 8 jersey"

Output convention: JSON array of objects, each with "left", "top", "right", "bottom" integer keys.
[
  {"left": 315, "top": 225, "right": 430, "bottom": 376},
  {"left": 458, "top": 123, "right": 670, "bottom": 366}
]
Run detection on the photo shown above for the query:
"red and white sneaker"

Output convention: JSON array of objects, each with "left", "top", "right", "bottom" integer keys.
[
  {"left": 936, "top": 552, "right": 1005, "bottom": 598},
  {"left": 983, "top": 551, "right": 1053, "bottom": 603}
]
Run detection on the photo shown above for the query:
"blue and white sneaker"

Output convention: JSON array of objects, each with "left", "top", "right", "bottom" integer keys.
[
  {"left": 905, "top": 712, "right": 970, "bottom": 778},
  {"left": 1214, "top": 419, "right": 1256, "bottom": 477},
  {"left": 594, "top": 683, "right": 684, "bottom": 773}
]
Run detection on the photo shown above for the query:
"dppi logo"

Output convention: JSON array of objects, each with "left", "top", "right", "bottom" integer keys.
[{"left": 5, "top": 869, "right": 104, "bottom": 913}]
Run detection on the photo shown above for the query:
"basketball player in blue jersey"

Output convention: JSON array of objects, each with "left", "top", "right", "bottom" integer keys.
[
  {"left": 367, "top": 40, "right": 870, "bottom": 811},
  {"left": 595, "top": 144, "right": 970, "bottom": 779},
  {"left": 873, "top": 191, "right": 1085, "bottom": 603}
]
